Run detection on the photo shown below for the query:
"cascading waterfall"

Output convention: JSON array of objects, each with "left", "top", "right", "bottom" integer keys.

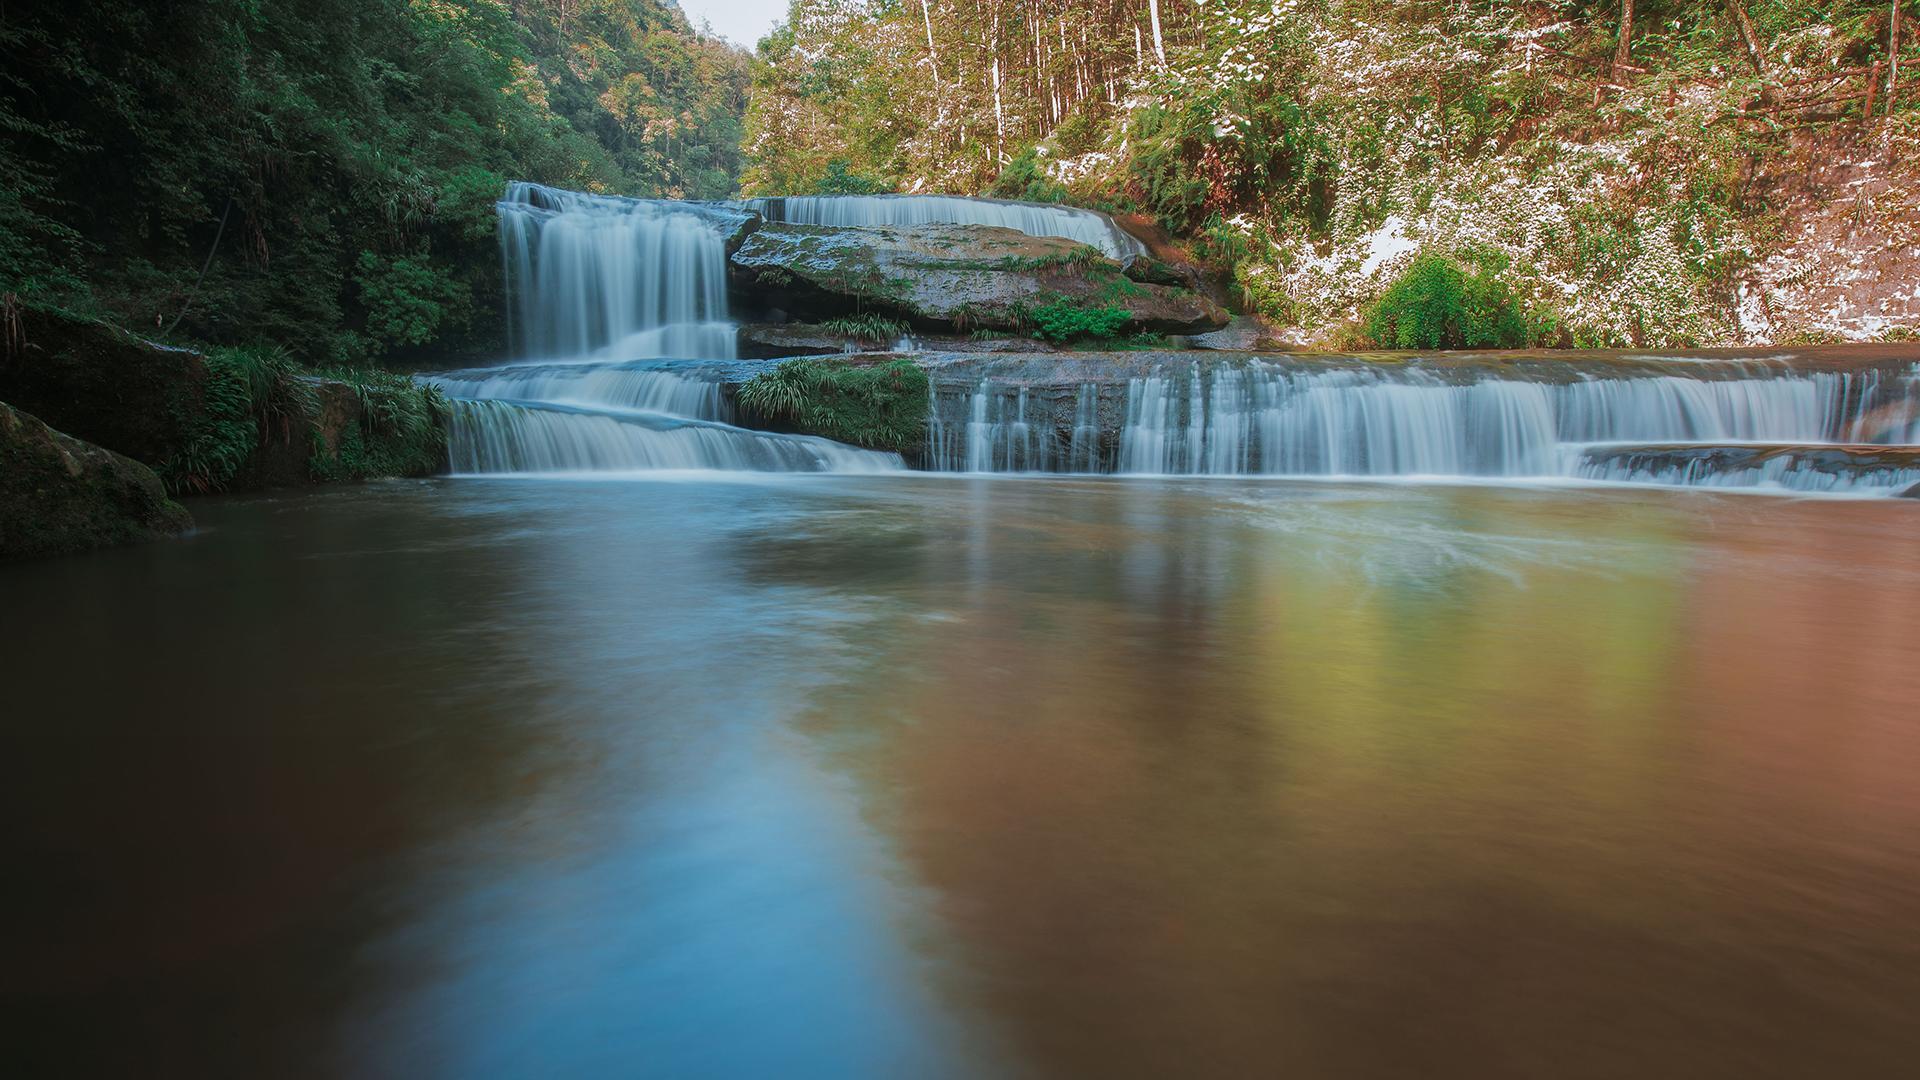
[
  {"left": 746, "top": 194, "right": 1148, "bottom": 261},
  {"left": 928, "top": 361, "right": 1920, "bottom": 493},
  {"left": 429, "top": 182, "right": 902, "bottom": 475},
  {"left": 498, "top": 182, "right": 736, "bottom": 361}
]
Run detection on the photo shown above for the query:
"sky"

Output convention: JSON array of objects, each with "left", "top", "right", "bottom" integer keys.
[{"left": 678, "top": 0, "right": 786, "bottom": 48}]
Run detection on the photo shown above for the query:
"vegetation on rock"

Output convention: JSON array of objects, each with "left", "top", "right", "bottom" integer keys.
[{"left": 737, "top": 357, "right": 929, "bottom": 452}]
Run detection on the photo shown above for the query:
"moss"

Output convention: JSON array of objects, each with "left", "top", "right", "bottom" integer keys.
[
  {"left": 1, "top": 401, "right": 192, "bottom": 561},
  {"left": 737, "top": 357, "right": 928, "bottom": 453}
]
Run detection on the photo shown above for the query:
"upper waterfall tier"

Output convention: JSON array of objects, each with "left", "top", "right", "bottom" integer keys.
[
  {"left": 744, "top": 194, "right": 1148, "bottom": 261},
  {"left": 499, "top": 182, "right": 739, "bottom": 361}
]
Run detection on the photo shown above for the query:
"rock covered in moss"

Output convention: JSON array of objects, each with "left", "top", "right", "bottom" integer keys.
[
  {"left": 731, "top": 222, "right": 1227, "bottom": 335},
  {"left": 1, "top": 400, "right": 192, "bottom": 561}
]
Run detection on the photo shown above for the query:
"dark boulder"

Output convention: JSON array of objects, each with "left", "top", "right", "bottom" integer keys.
[{"left": 1, "top": 401, "right": 192, "bottom": 561}]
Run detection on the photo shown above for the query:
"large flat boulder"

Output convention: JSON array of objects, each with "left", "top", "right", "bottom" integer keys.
[
  {"left": 1, "top": 401, "right": 192, "bottom": 561},
  {"left": 730, "top": 222, "right": 1227, "bottom": 335}
]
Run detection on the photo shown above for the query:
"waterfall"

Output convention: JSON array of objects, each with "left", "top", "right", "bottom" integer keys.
[
  {"left": 926, "top": 361, "right": 1920, "bottom": 492},
  {"left": 445, "top": 399, "right": 899, "bottom": 475},
  {"left": 497, "top": 181, "right": 735, "bottom": 362},
  {"left": 426, "top": 182, "right": 901, "bottom": 475},
  {"left": 1574, "top": 445, "right": 1920, "bottom": 494},
  {"left": 747, "top": 194, "right": 1147, "bottom": 261}
]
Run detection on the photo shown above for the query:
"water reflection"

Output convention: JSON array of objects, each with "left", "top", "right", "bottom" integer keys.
[{"left": 3, "top": 478, "right": 1917, "bottom": 1078}]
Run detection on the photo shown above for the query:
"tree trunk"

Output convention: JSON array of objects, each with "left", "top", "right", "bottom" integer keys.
[
  {"left": 1728, "top": 0, "right": 1773, "bottom": 105},
  {"left": 1892, "top": 1, "right": 1903, "bottom": 117},
  {"left": 920, "top": 0, "right": 941, "bottom": 90},
  {"left": 1729, "top": 0, "right": 1765, "bottom": 76},
  {"left": 1615, "top": 0, "right": 1635, "bottom": 77},
  {"left": 1149, "top": 0, "right": 1167, "bottom": 67}
]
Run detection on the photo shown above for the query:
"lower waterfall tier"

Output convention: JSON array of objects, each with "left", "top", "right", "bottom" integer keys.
[{"left": 447, "top": 399, "right": 902, "bottom": 474}]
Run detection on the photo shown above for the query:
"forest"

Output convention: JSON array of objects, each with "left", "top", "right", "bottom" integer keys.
[
  {"left": 1, "top": 0, "right": 747, "bottom": 366},
  {"left": 3, "top": 1, "right": 1915, "bottom": 362},
  {"left": 745, "top": 0, "right": 1919, "bottom": 347}
]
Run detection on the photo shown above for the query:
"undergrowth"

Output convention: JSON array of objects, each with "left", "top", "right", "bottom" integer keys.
[
  {"left": 737, "top": 357, "right": 928, "bottom": 452},
  {"left": 819, "top": 312, "right": 909, "bottom": 343},
  {"left": 308, "top": 368, "right": 448, "bottom": 481},
  {"left": 159, "top": 345, "right": 313, "bottom": 493}
]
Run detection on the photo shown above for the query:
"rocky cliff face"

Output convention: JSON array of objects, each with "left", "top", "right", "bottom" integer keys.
[
  {"left": 730, "top": 222, "right": 1227, "bottom": 336},
  {"left": 0, "top": 401, "right": 192, "bottom": 561}
]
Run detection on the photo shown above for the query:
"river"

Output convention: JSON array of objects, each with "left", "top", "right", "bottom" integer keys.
[{"left": 5, "top": 475, "right": 1918, "bottom": 1078}]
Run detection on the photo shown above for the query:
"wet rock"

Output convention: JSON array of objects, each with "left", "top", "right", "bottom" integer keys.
[
  {"left": 730, "top": 222, "right": 1228, "bottom": 335},
  {"left": 1574, "top": 443, "right": 1920, "bottom": 494},
  {"left": 1, "top": 400, "right": 192, "bottom": 561}
]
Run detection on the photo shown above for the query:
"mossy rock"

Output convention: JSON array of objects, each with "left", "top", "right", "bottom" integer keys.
[
  {"left": 1, "top": 400, "right": 192, "bottom": 562},
  {"left": 730, "top": 222, "right": 1226, "bottom": 335},
  {"left": 0, "top": 306, "right": 209, "bottom": 466}
]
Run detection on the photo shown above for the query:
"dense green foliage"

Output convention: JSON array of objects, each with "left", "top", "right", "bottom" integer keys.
[
  {"left": 1028, "top": 301, "right": 1132, "bottom": 343},
  {"left": 1365, "top": 254, "right": 1537, "bottom": 351},
  {"left": 737, "top": 357, "right": 928, "bottom": 452},
  {"left": 1, "top": 0, "right": 748, "bottom": 366}
]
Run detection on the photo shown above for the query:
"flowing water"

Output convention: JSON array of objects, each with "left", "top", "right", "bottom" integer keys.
[
  {"left": 450, "top": 185, "right": 900, "bottom": 474},
  {"left": 928, "top": 360, "right": 1920, "bottom": 492},
  {"left": 5, "top": 476, "right": 1919, "bottom": 1078}
]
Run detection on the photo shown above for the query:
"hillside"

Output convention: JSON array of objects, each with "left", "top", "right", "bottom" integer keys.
[
  {"left": 1, "top": 0, "right": 749, "bottom": 366},
  {"left": 744, "top": 1, "right": 1920, "bottom": 348}
]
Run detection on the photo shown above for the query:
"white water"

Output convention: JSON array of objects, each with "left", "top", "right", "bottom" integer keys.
[
  {"left": 747, "top": 195, "right": 1148, "bottom": 261},
  {"left": 499, "top": 183, "right": 735, "bottom": 361},
  {"left": 446, "top": 398, "right": 899, "bottom": 474},
  {"left": 431, "top": 183, "right": 901, "bottom": 475},
  {"left": 932, "top": 362, "right": 1920, "bottom": 494},
  {"left": 1574, "top": 447, "right": 1920, "bottom": 495}
]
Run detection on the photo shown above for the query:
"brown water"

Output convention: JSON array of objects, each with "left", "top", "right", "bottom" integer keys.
[{"left": 4, "top": 476, "right": 1918, "bottom": 1078}]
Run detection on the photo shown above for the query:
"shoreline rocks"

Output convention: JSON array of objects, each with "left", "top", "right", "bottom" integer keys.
[{"left": 1, "top": 401, "right": 192, "bottom": 562}]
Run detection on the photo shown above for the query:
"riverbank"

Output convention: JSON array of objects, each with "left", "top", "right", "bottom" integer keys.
[{"left": 0, "top": 307, "right": 450, "bottom": 560}]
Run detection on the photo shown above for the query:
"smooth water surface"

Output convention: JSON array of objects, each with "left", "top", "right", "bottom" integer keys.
[{"left": 4, "top": 477, "right": 1919, "bottom": 1078}]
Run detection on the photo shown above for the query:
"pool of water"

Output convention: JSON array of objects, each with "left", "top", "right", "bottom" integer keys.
[{"left": 4, "top": 476, "right": 1918, "bottom": 1078}]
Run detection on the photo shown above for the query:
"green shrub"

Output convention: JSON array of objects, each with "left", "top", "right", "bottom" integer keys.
[
  {"left": 354, "top": 251, "right": 472, "bottom": 350},
  {"left": 812, "top": 159, "right": 893, "bottom": 195},
  {"left": 1029, "top": 301, "right": 1132, "bottom": 343},
  {"left": 737, "top": 357, "right": 928, "bottom": 452},
  {"left": 989, "top": 147, "right": 1072, "bottom": 204},
  {"left": 1364, "top": 252, "right": 1533, "bottom": 350}
]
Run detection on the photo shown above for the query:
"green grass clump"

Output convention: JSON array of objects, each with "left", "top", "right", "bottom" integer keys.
[
  {"left": 737, "top": 357, "right": 928, "bottom": 453},
  {"left": 159, "top": 345, "right": 315, "bottom": 493},
  {"left": 1364, "top": 252, "right": 1533, "bottom": 351},
  {"left": 309, "top": 368, "right": 448, "bottom": 481},
  {"left": 819, "top": 313, "right": 910, "bottom": 343}
]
